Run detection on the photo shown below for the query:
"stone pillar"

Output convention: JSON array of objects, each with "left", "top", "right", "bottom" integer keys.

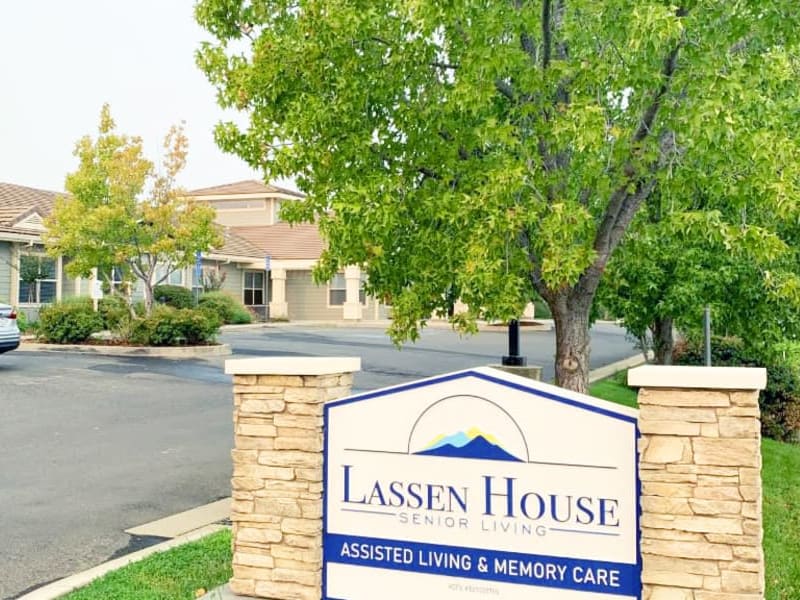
[
  {"left": 269, "top": 269, "right": 288, "bottom": 319},
  {"left": 224, "top": 357, "right": 361, "bottom": 599},
  {"left": 342, "top": 265, "right": 362, "bottom": 321},
  {"left": 628, "top": 365, "right": 767, "bottom": 600}
]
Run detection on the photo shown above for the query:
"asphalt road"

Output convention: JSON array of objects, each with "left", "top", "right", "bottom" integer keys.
[{"left": 0, "top": 323, "right": 637, "bottom": 599}]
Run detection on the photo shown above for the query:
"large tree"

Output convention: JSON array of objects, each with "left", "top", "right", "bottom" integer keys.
[
  {"left": 44, "top": 105, "right": 222, "bottom": 314},
  {"left": 196, "top": 1, "right": 800, "bottom": 391}
]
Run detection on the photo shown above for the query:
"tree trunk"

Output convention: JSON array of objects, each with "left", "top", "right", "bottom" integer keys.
[
  {"left": 550, "top": 293, "right": 592, "bottom": 394},
  {"left": 125, "top": 284, "right": 137, "bottom": 319},
  {"left": 143, "top": 282, "right": 154, "bottom": 316},
  {"left": 652, "top": 316, "right": 674, "bottom": 365}
]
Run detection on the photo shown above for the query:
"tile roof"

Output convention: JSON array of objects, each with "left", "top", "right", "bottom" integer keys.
[
  {"left": 217, "top": 228, "right": 267, "bottom": 259},
  {"left": 189, "top": 179, "right": 304, "bottom": 198},
  {"left": 0, "top": 182, "right": 60, "bottom": 230},
  {"left": 231, "top": 222, "right": 325, "bottom": 260}
]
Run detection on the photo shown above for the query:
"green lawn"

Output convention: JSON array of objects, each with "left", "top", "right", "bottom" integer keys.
[
  {"left": 590, "top": 374, "right": 800, "bottom": 600},
  {"left": 60, "top": 529, "right": 232, "bottom": 600}
]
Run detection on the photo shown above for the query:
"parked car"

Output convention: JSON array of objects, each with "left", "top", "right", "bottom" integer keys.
[{"left": 0, "top": 304, "right": 20, "bottom": 354}]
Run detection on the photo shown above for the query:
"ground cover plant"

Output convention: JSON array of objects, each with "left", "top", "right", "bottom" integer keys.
[
  {"left": 60, "top": 529, "right": 232, "bottom": 600},
  {"left": 589, "top": 375, "right": 800, "bottom": 600}
]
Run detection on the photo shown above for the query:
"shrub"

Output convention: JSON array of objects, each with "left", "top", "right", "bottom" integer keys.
[
  {"left": 675, "top": 336, "right": 800, "bottom": 442},
  {"left": 153, "top": 285, "right": 194, "bottom": 309},
  {"left": 128, "top": 306, "right": 221, "bottom": 346},
  {"left": 38, "top": 299, "right": 104, "bottom": 344},
  {"left": 15, "top": 310, "right": 33, "bottom": 334},
  {"left": 198, "top": 291, "right": 252, "bottom": 325},
  {"left": 98, "top": 294, "right": 131, "bottom": 330}
]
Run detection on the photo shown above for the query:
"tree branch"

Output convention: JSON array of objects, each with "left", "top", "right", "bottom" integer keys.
[
  {"left": 495, "top": 79, "right": 515, "bottom": 101},
  {"left": 593, "top": 8, "right": 688, "bottom": 268},
  {"left": 633, "top": 8, "right": 687, "bottom": 143},
  {"left": 542, "top": 0, "right": 552, "bottom": 69}
]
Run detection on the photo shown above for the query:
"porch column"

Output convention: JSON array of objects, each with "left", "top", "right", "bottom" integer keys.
[
  {"left": 269, "top": 268, "right": 288, "bottom": 319},
  {"left": 342, "top": 265, "right": 362, "bottom": 320}
]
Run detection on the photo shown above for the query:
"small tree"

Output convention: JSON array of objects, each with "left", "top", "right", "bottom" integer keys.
[{"left": 44, "top": 105, "right": 223, "bottom": 315}]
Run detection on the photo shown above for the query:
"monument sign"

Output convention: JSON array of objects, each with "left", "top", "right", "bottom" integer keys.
[{"left": 323, "top": 367, "right": 640, "bottom": 599}]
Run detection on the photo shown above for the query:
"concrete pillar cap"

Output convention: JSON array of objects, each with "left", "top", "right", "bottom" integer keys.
[
  {"left": 225, "top": 356, "right": 361, "bottom": 375},
  {"left": 628, "top": 365, "right": 767, "bottom": 391}
]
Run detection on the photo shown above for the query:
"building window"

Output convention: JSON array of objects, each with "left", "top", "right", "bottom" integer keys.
[
  {"left": 18, "top": 254, "right": 57, "bottom": 304},
  {"left": 155, "top": 265, "right": 183, "bottom": 286},
  {"left": 243, "top": 270, "right": 265, "bottom": 305},
  {"left": 328, "top": 272, "right": 367, "bottom": 306},
  {"left": 207, "top": 199, "right": 266, "bottom": 210},
  {"left": 110, "top": 266, "right": 125, "bottom": 291},
  {"left": 273, "top": 200, "right": 282, "bottom": 224}
]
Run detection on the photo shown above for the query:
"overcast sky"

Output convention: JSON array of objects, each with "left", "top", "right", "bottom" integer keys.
[{"left": 0, "top": 0, "right": 270, "bottom": 193}]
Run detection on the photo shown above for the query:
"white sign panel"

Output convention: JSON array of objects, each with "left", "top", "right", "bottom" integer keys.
[
  {"left": 324, "top": 367, "right": 640, "bottom": 599},
  {"left": 90, "top": 279, "right": 104, "bottom": 300}
]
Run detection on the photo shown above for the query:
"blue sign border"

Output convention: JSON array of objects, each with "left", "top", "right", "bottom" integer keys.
[{"left": 322, "top": 369, "right": 642, "bottom": 599}]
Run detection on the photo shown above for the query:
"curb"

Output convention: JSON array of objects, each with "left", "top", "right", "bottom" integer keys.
[
  {"left": 16, "top": 342, "right": 232, "bottom": 358},
  {"left": 588, "top": 352, "right": 650, "bottom": 384},
  {"left": 24, "top": 353, "right": 645, "bottom": 599},
  {"left": 259, "top": 319, "right": 553, "bottom": 332},
  {"left": 17, "top": 524, "right": 227, "bottom": 600}
]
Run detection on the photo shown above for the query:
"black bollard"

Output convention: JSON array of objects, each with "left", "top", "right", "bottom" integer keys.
[{"left": 501, "top": 319, "right": 527, "bottom": 366}]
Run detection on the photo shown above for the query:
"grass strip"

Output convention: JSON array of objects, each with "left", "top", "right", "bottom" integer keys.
[
  {"left": 590, "top": 373, "right": 800, "bottom": 600},
  {"left": 60, "top": 528, "right": 232, "bottom": 600}
]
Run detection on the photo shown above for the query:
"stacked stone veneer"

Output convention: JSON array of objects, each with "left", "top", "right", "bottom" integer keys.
[
  {"left": 224, "top": 357, "right": 361, "bottom": 600},
  {"left": 629, "top": 366, "right": 768, "bottom": 600}
]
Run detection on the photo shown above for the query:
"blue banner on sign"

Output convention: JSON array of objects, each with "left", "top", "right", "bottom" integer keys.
[{"left": 324, "top": 533, "right": 639, "bottom": 597}]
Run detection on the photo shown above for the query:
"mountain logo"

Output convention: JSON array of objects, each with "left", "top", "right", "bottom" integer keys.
[
  {"left": 415, "top": 427, "right": 523, "bottom": 462},
  {"left": 407, "top": 394, "right": 530, "bottom": 463}
]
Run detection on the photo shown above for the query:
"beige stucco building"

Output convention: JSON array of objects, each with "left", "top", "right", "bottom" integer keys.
[
  {"left": 0, "top": 180, "right": 389, "bottom": 322},
  {"left": 188, "top": 180, "right": 390, "bottom": 321}
]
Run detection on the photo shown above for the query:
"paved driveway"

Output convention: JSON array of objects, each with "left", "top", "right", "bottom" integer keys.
[
  {"left": 220, "top": 321, "right": 638, "bottom": 391},
  {"left": 0, "top": 323, "right": 637, "bottom": 599}
]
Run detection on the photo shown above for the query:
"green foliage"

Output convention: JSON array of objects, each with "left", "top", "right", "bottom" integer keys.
[
  {"left": 43, "top": 104, "right": 223, "bottom": 316},
  {"left": 37, "top": 299, "right": 104, "bottom": 344},
  {"left": 14, "top": 310, "right": 33, "bottom": 334},
  {"left": 675, "top": 337, "right": 800, "bottom": 442},
  {"left": 598, "top": 189, "right": 800, "bottom": 364},
  {"left": 198, "top": 291, "right": 252, "bottom": 324},
  {"left": 153, "top": 285, "right": 195, "bottom": 309},
  {"left": 195, "top": 0, "right": 800, "bottom": 390},
  {"left": 128, "top": 306, "right": 221, "bottom": 346},
  {"left": 60, "top": 529, "right": 232, "bottom": 600},
  {"left": 98, "top": 295, "right": 131, "bottom": 330}
]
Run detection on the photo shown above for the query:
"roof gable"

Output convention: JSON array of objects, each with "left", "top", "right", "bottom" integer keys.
[
  {"left": 189, "top": 179, "right": 304, "bottom": 199},
  {"left": 11, "top": 209, "right": 47, "bottom": 232}
]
